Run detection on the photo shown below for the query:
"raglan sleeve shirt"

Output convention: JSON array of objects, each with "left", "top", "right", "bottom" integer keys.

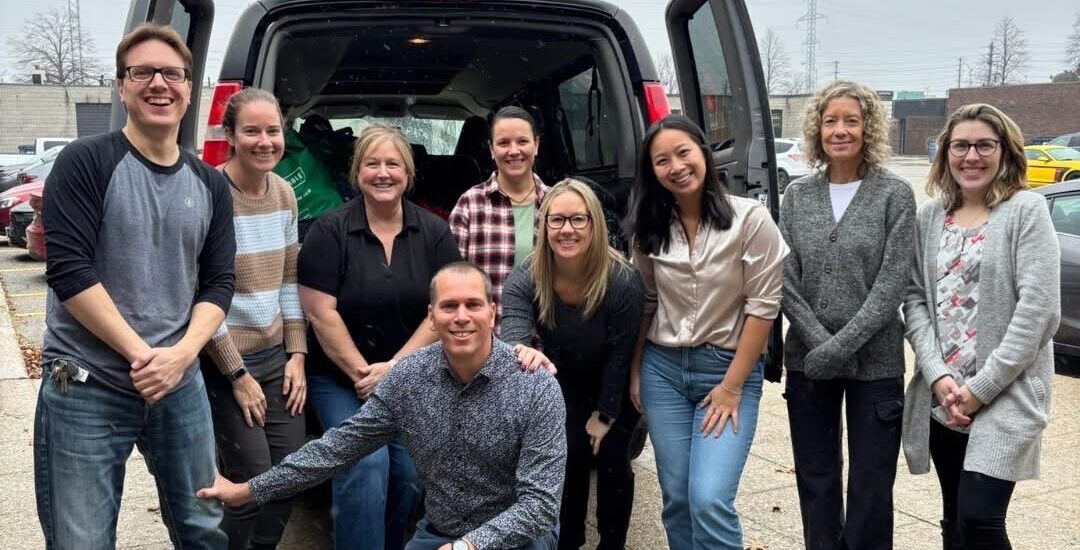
[
  {"left": 43, "top": 138, "right": 111, "bottom": 300},
  {"left": 43, "top": 137, "right": 235, "bottom": 314}
]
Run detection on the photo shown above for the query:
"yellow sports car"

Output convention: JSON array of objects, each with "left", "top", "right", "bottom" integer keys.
[{"left": 1025, "top": 145, "right": 1080, "bottom": 187}]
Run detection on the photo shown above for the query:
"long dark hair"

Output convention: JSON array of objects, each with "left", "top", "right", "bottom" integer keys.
[{"left": 625, "top": 115, "right": 734, "bottom": 256}]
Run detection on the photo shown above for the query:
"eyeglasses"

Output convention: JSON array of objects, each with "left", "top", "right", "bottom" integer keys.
[
  {"left": 546, "top": 214, "right": 591, "bottom": 229},
  {"left": 122, "top": 66, "right": 191, "bottom": 83},
  {"left": 947, "top": 139, "right": 999, "bottom": 157}
]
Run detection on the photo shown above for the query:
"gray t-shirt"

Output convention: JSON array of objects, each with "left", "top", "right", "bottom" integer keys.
[{"left": 42, "top": 131, "right": 235, "bottom": 396}]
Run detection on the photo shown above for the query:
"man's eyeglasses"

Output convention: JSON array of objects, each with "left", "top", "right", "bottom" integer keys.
[
  {"left": 546, "top": 214, "right": 591, "bottom": 230},
  {"left": 122, "top": 66, "right": 191, "bottom": 83},
  {"left": 947, "top": 139, "right": 999, "bottom": 157}
]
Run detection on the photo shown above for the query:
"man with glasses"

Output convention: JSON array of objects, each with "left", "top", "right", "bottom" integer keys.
[{"left": 35, "top": 23, "right": 234, "bottom": 549}]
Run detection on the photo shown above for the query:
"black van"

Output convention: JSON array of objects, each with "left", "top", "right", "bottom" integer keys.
[{"left": 115, "top": 0, "right": 783, "bottom": 373}]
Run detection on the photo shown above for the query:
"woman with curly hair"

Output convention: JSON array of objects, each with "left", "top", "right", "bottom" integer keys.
[
  {"left": 902, "top": 104, "right": 1059, "bottom": 549},
  {"left": 778, "top": 80, "right": 916, "bottom": 550}
]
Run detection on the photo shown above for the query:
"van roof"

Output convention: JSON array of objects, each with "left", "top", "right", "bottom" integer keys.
[{"left": 220, "top": 0, "right": 657, "bottom": 84}]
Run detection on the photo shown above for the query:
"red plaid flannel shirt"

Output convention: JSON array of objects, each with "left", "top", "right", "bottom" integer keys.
[{"left": 449, "top": 172, "right": 549, "bottom": 322}]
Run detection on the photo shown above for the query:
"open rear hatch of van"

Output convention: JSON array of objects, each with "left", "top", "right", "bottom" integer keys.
[{"left": 205, "top": 1, "right": 651, "bottom": 214}]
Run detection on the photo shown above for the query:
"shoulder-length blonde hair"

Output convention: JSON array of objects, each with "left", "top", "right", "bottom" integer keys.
[
  {"left": 349, "top": 124, "right": 416, "bottom": 191},
  {"left": 927, "top": 103, "right": 1027, "bottom": 212},
  {"left": 801, "top": 80, "right": 891, "bottom": 175},
  {"left": 531, "top": 179, "right": 628, "bottom": 328}
]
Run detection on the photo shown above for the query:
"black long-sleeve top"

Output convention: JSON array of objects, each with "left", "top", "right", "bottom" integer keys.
[{"left": 500, "top": 259, "right": 643, "bottom": 421}]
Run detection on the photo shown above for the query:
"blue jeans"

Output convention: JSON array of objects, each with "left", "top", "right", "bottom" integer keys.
[
  {"left": 34, "top": 358, "right": 225, "bottom": 550},
  {"left": 308, "top": 373, "right": 422, "bottom": 550},
  {"left": 404, "top": 518, "right": 558, "bottom": 550},
  {"left": 639, "top": 343, "right": 764, "bottom": 550}
]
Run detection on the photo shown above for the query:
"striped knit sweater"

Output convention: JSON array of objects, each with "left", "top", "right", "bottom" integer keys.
[{"left": 205, "top": 172, "right": 307, "bottom": 374}]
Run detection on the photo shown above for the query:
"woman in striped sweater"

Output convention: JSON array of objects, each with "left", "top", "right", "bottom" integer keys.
[{"left": 201, "top": 87, "right": 308, "bottom": 550}]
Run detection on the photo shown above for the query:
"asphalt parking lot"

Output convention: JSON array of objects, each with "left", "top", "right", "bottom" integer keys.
[{"left": 1, "top": 157, "right": 1077, "bottom": 549}]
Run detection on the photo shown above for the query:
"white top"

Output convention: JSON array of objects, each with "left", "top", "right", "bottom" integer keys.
[{"left": 828, "top": 180, "right": 862, "bottom": 222}]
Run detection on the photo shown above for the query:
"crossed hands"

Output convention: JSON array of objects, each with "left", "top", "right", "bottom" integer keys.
[
  {"left": 931, "top": 375, "right": 983, "bottom": 427},
  {"left": 130, "top": 346, "right": 193, "bottom": 404},
  {"left": 354, "top": 361, "right": 392, "bottom": 399}
]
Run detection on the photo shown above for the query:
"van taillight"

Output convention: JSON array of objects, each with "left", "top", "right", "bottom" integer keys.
[
  {"left": 643, "top": 82, "right": 671, "bottom": 124},
  {"left": 202, "top": 81, "right": 244, "bottom": 167}
]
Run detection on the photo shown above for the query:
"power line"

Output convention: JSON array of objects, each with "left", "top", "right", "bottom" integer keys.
[{"left": 797, "top": 0, "right": 826, "bottom": 91}]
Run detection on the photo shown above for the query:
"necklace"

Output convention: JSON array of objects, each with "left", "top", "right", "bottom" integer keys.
[{"left": 504, "top": 188, "right": 534, "bottom": 205}]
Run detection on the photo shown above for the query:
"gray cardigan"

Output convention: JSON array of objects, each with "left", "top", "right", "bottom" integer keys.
[
  {"left": 901, "top": 191, "right": 1060, "bottom": 482},
  {"left": 779, "top": 167, "right": 916, "bottom": 380}
]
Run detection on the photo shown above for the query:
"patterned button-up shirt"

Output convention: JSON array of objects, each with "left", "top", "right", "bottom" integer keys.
[
  {"left": 448, "top": 173, "right": 549, "bottom": 321},
  {"left": 247, "top": 339, "right": 567, "bottom": 550}
]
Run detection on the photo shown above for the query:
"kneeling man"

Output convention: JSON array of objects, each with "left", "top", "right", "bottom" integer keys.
[{"left": 200, "top": 262, "right": 566, "bottom": 550}]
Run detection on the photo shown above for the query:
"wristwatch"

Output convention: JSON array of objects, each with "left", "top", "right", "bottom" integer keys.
[
  {"left": 451, "top": 540, "right": 470, "bottom": 550},
  {"left": 597, "top": 412, "right": 613, "bottom": 425},
  {"left": 225, "top": 366, "right": 248, "bottom": 383}
]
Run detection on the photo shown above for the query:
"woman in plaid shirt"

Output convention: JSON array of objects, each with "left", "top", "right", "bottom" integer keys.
[{"left": 449, "top": 106, "right": 550, "bottom": 323}]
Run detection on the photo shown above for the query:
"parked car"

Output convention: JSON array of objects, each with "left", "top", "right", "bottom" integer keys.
[
  {"left": 0, "top": 180, "right": 46, "bottom": 231},
  {"left": 1033, "top": 180, "right": 1080, "bottom": 373},
  {"left": 0, "top": 138, "right": 74, "bottom": 168},
  {"left": 1048, "top": 132, "right": 1080, "bottom": 149},
  {"left": 1024, "top": 145, "right": 1080, "bottom": 187},
  {"left": 0, "top": 145, "right": 62, "bottom": 192},
  {"left": 23, "top": 191, "right": 45, "bottom": 260},
  {"left": 774, "top": 138, "right": 808, "bottom": 192},
  {"left": 7, "top": 199, "right": 35, "bottom": 249},
  {"left": 14, "top": 146, "right": 62, "bottom": 187}
]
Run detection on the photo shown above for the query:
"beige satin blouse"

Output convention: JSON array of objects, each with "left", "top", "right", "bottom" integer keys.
[{"left": 633, "top": 196, "right": 788, "bottom": 350}]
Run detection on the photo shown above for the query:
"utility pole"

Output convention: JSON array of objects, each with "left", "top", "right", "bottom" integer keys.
[
  {"left": 986, "top": 42, "right": 994, "bottom": 86},
  {"left": 833, "top": 61, "right": 839, "bottom": 81},
  {"left": 957, "top": 57, "right": 962, "bottom": 89},
  {"left": 797, "top": 0, "right": 826, "bottom": 92}
]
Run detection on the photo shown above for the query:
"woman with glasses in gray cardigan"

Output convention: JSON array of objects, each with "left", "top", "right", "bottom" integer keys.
[
  {"left": 902, "top": 104, "right": 1060, "bottom": 549},
  {"left": 778, "top": 81, "right": 916, "bottom": 550}
]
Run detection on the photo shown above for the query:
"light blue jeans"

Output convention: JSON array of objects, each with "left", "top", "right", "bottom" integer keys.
[
  {"left": 34, "top": 358, "right": 225, "bottom": 550},
  {"left": 308, "top": 373, "right": 423, "bottom": 550},
  {"left": 639, "top": 343, "right": 764, "bottom": 550}
]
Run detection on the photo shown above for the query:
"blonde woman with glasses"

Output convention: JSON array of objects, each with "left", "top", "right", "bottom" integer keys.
[
  {"left": 501, "top": 179, "right": 644, "bottom": 550},
  {"left": 903, "top": 103, "right": 1060, "bottom": 549}
]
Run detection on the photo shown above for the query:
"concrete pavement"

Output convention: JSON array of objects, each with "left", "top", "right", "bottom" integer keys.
[{"left": 2, "top": 158, "right": 1079, "bottom": 548}]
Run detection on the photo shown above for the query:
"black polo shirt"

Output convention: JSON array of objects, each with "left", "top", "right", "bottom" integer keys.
[{"left": 298, "top": 198, "right": 462, "bottom": 386}]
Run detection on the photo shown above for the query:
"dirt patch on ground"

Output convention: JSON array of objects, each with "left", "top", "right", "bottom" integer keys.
[{"left": 20, "top": 339, "right": 41, "bottom": 378}]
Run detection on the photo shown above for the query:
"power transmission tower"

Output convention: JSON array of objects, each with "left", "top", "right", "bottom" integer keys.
[
  {"left": 797, "top": 0, "right": 826, "bottom": 92},
  {"left": 66, "top": 0, "right": 86, "bottom": 83}
]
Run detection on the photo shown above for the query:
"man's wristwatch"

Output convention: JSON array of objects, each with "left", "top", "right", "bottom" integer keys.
[
  {"left": 225, "top": 366, "right": 248, "bottom": 383},
  {"left": 597, "top": 412, "right": 613, "bottom": 425},
  {"left": 450, "top": 539, "right": 470, "bottom": 550}
]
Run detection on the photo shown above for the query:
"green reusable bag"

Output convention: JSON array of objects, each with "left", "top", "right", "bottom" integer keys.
[{"left": 273, "top": 129, "right": 343, "bottom": 221}]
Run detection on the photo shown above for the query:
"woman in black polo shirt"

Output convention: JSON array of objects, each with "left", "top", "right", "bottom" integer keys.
[{"left": 298, "top": 124, "right": 461, "bottom": 550}]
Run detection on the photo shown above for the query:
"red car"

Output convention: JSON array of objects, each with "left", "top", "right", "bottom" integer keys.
[
  {"left": 25, "top": 191, "right": 44, "bottom": 261},
  {"left": 0, "top": 180, "right": 45, "bottom": 229}
]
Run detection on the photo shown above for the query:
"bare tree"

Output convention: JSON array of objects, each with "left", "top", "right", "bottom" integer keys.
[
  {"left": 975, "top": 16, "right": 1029, "bottom": 86},
  {"left": 1066, "top": 13, "right": 1080, "bottom": 75},
  {"left": 758, "top": 28, "right": 792, "bottom": 94},
  {"left": 6, "top": 7, "right": 101, "bottom": 85},
  {"left": 654, "top": 53, "right": 679, "bottom": 95}
]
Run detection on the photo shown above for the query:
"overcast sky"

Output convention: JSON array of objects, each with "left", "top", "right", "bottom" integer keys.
[{"left": 2, "top": 0, "right": 1077, "bottom": 96}]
